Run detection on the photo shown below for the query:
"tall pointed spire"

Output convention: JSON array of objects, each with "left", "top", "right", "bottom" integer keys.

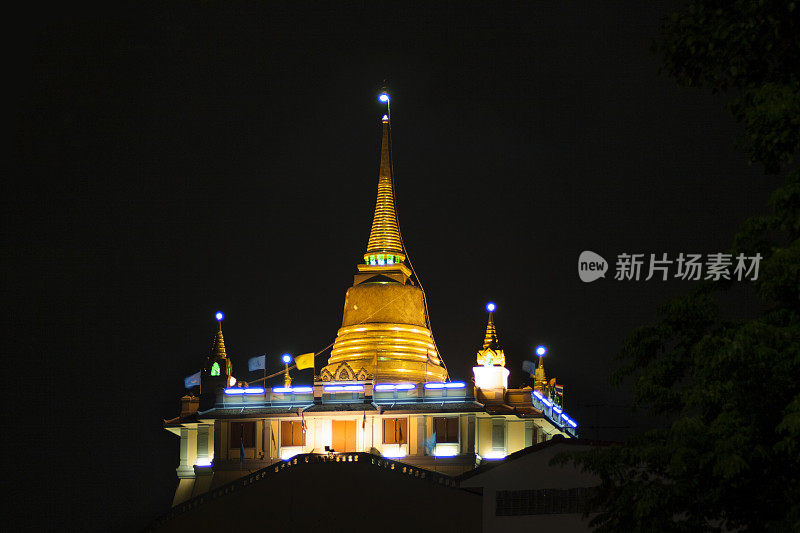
[
  {"left": 212, "top": 311, "right": 227, "bottom": 358},
  {"left": 211, "top": 328, "right": 226, "bottom": 359},
  {"left": 364, "top": 88, "right": 405, "bottom": 265},
  {"left": 483, "top": 311, "right": 500, "bottom": 350},
  {"left": 204, "top": 311, "right": 232, "bottom": 381},
  {"left": 473, "top": 302, "right": 509, "bottom": 389},
  {"left": 476, "top": 303, "right": 506, "bottom": 367},
  {"left": 321, "top": 87, "right": 448, "bottom": 384}
]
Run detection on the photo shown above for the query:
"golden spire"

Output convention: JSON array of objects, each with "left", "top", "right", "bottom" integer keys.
[
  {"left": 534, "top": 355, "right": 547, "bottom": 392},
  {"left": 476, "top": 303, "right": 505, "bottom": 367},
  {"left": 532, "top": 345, "right": 548, "bottom": 393},
  {"left": 483, "top": 312, "right": 500, "bottom": 350},
  {"left": 321, "top": 88, "right": 448, "bottom": 383},
  {"left": 206, "top": 311, "right": 231, "bottom": 379},
  {"left": 363, "top": 90, "right": 406, "bottom": 265},
  {"left": 212, "top": 327, "right": 226, "bottom": 359}
]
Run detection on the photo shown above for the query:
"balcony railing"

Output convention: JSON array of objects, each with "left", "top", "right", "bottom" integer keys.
[{"left": 147, "top": 452, "right": 459, "bottom": 530}]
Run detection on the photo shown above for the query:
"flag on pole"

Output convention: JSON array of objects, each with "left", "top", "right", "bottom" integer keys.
[
  {"left": 184, "top": 371, "right": 201, "bottom": 389},
  {"left": 248, "top": 354, "right": 266, "bottom": 372},
  {"left": 294, "top": 352, "right": 315, "bottom": 370},
  {"left": 240, "top": 437, "right": 245, "bottom": 468},
  {"left": 555, "top": 384, "right": 564, "bottom": 396}
]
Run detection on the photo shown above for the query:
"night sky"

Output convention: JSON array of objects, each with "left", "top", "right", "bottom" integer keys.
[{"left": 9, "top": 1, "right": 776, "bottom": 530}]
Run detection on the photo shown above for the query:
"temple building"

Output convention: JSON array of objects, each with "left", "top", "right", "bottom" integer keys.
[{"left": 157, "top": 90, "right": 579, "bottom": 527}]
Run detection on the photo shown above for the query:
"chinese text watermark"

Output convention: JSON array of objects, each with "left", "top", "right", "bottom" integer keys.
[{"left": 579, "top": 251, "right": 761, "bottom": 283}]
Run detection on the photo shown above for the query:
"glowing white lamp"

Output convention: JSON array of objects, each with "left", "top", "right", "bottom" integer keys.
[
  {"left": 378, "top": 93, "right": 390, "bottom": 103},
  {"left": 486, "top": 302, "right": 496, "bottom": 312},
  {"left": 215, "top": 311, "right": 224, "bottom": 321},
  {"left": 536, "top": 345, "right": 547, "bottom": 357},
  {"left": 282, "top": 354, "right": 292, "bottom": 364}
]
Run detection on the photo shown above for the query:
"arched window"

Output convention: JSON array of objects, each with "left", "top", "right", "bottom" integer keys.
[{"left": 210, "top": 362, "right": 221, "bottom": 376}]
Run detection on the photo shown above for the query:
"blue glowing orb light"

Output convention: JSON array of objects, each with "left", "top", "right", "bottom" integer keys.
[
  {"left": 282, "top": 353, "right": 292, "bottom": 364},
  {"left": 378, "top": 93, "right": 390, "bottom": 103},
  {"left": 486, "top": 302, "right": 496, "bottom": 313},
  {"left": 215, "top": 311, "right": 224, "bottom": 321},
  {"left": 536, "top": 345, "right": 547, "bottom": 357}
]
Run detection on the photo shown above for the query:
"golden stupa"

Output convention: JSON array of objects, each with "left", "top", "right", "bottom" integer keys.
[{"left": 320, "top": 98, "right": 448, "bottom": 383}]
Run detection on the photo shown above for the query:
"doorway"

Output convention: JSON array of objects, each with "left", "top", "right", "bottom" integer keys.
[{"left": 332, "top": 420, "right": 357, "bottom": 452}]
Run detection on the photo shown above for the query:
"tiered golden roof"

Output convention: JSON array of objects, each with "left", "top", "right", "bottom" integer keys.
[
  {"left": 476, "top": 310, "right": 506, "bottom": 367},
  {"left": 483, "top": 313, "right": 499, "bottom": 350},
  {"left": 212, "top": 323, "right": 226, "bottom": 358},
  {"left": 321, "top": 98, "right": 447, "bottom": 383},
  {"left": 205, "top": 320, "right": 232, "bottom": 379}
]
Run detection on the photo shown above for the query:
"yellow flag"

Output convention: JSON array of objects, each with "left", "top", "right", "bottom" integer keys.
[{"left": 295, "top": 352, "right": 315, "bottom": 370}]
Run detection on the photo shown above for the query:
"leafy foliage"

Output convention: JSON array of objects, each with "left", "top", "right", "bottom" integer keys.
[
  {"left": 656, "top": 0, "right": 800, "bottom": 172},
  {"left": 557, "top": 1, "right": 800, "bottom": 530}
]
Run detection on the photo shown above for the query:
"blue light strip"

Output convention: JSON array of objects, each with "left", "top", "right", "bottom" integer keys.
[
  {"left": 532, "top": 390, "right": 553, "bottom": 407},
  {"left": 532, "top": 390, "right": 579, "bottom": 431},
  {"left": 323, "top": 385, "right": 365, "bottom": 392},
  {"left": 560, "top": 413, "right": 578, "bottom": 428},
  {"left": 224, "top": 387, "right": 265, "bottom": 395},
  {"left": 424, "top": 382, "right": 466, "bottom": 390},
  {"left": 374, "top": 383, "right": 416, "bottom": 391},
  {"left": 272, "top": 386, "right": 313, "bottom": 394}
]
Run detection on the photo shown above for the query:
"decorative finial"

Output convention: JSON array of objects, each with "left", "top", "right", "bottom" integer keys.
[
  {"left": 486, "top": 302, "right": 496, "bottom": 313},
  {"left": 378, "top": 83, "right": 390, "bottom": 121},
  {"left": 215, "top": 311, "right": 224, "bottom": 331},
  {"left": 378, "top": 80, "right": 390, "bottom": 104},
  {"left": 282, "top": 354, "right": 293, "bottom": 387},
  {"left": 533, "top": 345, "right": 548, "bottom": 393}
]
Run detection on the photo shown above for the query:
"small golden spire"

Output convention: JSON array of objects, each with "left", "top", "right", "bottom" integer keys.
[
  {"left": 476, "top": 303, "right": 505, "bottom": 367},
  {"left": 207, "top": 311, "right": 231, "bottom": 379},
  {"left": 483, "top": 312, "right": 500, "bottom": 350},
  {"left": 533, "top": 346, "right": 548, "bottom": 393},
  {"left": 212, "top": 311, "right": 226, "bottom": 357},
  {"left": 364, "top": 88, "right": 406, "bottom": 265},
  {"left": 212, "top": 329, "right": 226, "bottom": 358},
  {"left": 283, "top": 354, "right": 292, "bottom": 387}
]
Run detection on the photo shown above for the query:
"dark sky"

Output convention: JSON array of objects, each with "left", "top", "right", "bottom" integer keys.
[{"left": 9, "top": 1, "right": 776, "bottom": 530}]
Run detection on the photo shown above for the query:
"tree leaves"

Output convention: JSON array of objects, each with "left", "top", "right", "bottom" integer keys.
[{"left": 558, "top": 1, "right": 800, "bottom": 530}]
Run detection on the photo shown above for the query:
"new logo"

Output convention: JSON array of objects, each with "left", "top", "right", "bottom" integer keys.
[{"left": 578, "top": 251, "right": 608, "bottom": 282}]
